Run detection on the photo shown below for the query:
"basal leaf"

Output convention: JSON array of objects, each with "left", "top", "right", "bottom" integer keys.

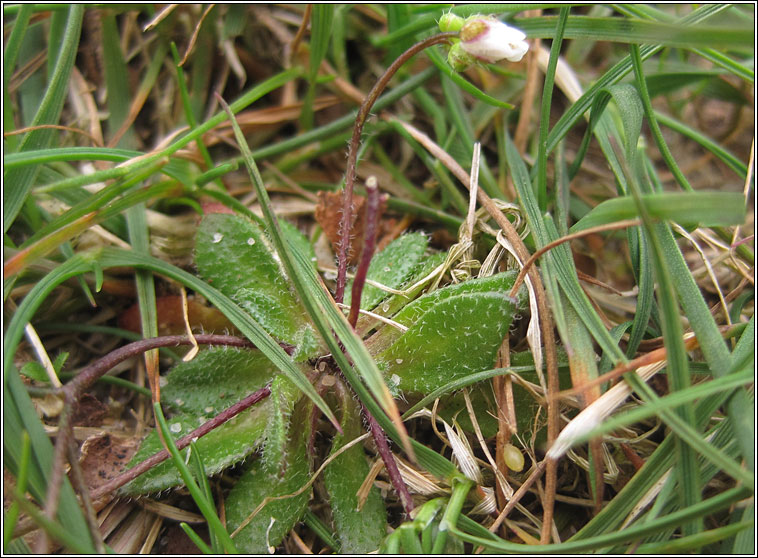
[
  {"left": 324, "top": 389, "right": 387, "bottom": 553},
  {"left": 260, "top": 375, "right": 301, "bottom": 473},
  {"left": 369, "top": 271, "right": 523, "bottom": 355},
  {"left": 123, "top": 347, "right": 307, "bottom": 495},
  {"left": 226, "top": 401, "right": 312, "bottom": 553},
  {"left": 378, "top": 291, "right": 519, "bottom": 394},
  {"left": 161, "top": 347, "right": 280, "bottom": 416},
  {"left": 195, "top": 213, "right": 320, "bottom": 358},
  {"left": 122, "top": 403, "right": 271, "bottom": 495},
  {"left": 348, "top": 232, "right": 428, "bottom": 311}
]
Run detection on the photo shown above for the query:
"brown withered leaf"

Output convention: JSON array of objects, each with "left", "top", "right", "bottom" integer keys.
[
  {"left": 79, "top": 434, "right": 140, "bottom": 500},
  {"left": 70, "top": 393, "right": 108, "bottom": 427},
  {"left": 315, "top": 190, "right": 366, "bottom": 265},
  {"left": 119, "top": 296, "right": 238, "bottom": 336},
  {"left": 315, "top": 190, "right": 389, "bottom": 265}
]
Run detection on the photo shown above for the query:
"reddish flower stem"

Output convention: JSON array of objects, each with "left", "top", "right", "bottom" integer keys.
[
  {"left": 334, "top": 34, "right": 457, "bottom": 517},
  {"left": 334, "top": 32, "right": 455, "bottom": 304},
  {"left": 348, "top": 176, "right": 381, "bottom": 328}
]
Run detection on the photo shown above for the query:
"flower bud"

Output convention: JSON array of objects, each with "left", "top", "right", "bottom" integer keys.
[
  {"left": 447, "top": 42, "right": 475, "bottom": 72},
  {"left": 438, "top": 12, "right": 464, "bottom": 33},
  {"left": 459, "top": 17, "right": 529, "bottom": 63}
]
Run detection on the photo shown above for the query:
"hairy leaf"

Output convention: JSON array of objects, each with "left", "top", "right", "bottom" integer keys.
[
  {"left": 348, "top": 232, "right": 429, "bottom": 310},
  {"left": 226, "top": 401, "right": 312, "bottom": 553},
  {"left": 122, "top": 403, "right": 271, "bottom": 495},
  {"left": 379, "top": 291, "right": 519, "bottom": 394},
  {"left": 122, "top": 347, "right": 306, "bottom": 495},
  {"left": 195, "top": 213, "right": 320, "bottom": 358},
  {"left": 369, "top": 271, "right": 523, "bottom": 355},
  {"left": 161, "top": 347, "right": 279, "bottom": 415},
  {"left": 324, "top": 391, "right": 387, "bottom": 552}
]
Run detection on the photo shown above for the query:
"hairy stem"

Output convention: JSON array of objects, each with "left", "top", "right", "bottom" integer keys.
[
  {"left": 334, "top": 32, "right": 455, "bottom": 303},
  {"left": 362, "top": 403, "right": 415, "bottom": 516}
]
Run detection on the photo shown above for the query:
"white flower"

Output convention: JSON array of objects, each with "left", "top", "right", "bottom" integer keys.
[{"left": 459, "top": 17, "right": 529, "bottom": 63}]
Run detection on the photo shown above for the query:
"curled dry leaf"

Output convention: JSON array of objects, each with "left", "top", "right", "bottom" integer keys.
[
  {"left": 315, "top": 190, "right": 388, "bottom": 265},
  {"left": 119, "top": 296, "right": 238, "bottom": 337},
  {"left": 79, "top": 433, "right": 140, "bottom": 506}
]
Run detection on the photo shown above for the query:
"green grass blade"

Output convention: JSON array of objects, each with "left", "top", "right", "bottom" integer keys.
[
  {"left": 4, "top": 368, "right": 96, "bottom": 550},
  {"left": 427, "top": 46, "right": 514, "bottom": 110},
  {"left": 3, "top": 431, "right": 30, "bottom": 548},
  {"left": 179, "top": 523, "right": 213, "bottom": 554},
  {"left": 188, "top": 441, "right": 221, "bottom": 553},
  {"left": 634, "top": 522, "right": 754, "bottom": 554},
  {"left": 570, "top": 192, "right": 746, "bottom": 232},
  {"left": 302, "top": 4, "right": 334, "bottom": 130},
  {"left": 101, "top": 12, "right": 137, "bottom": 148},
  {"left": 543, "top": 4, "right": 731, "bottom": 156},
  {"left": 630, "top": 44, "right": 692, "bottom": 192},
  {"left": 451, "top": 486, "right": 750, "bottom": 552},
  {"left": 3, "top": 4, "right": 34, "bottom": 151},
  {"left": 652, "top": 111, "right": 748, "bottom": 179},
  {"left": 513, "top": 15, "right": 752, "bottom": 49},
  {"left": 505, "top": 132, "right": 627, "bottom": 364},
  {"left": 3, "top": 4, "right": 84, "bottom": 231},
  {"left": 535, "top": 6, "right": 569, "bottom": 209}
]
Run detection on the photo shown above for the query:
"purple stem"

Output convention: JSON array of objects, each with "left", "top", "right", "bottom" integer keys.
[
  {"left": 363, "top": 403, "right": 415, "bottom": 516},
  {"left": 348, "top": 177, "right": 381, "bottom": 328},
  {"left": 334, "top": 32, "right": 456, "bottom": 304}
]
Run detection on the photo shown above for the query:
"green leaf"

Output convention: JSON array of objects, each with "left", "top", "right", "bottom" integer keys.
[
  {"left": 570, "top": 192, "right": 747, "bottom": 232},
  {"left": 122, "top": 403, "right": 271, "bottom": 495},
  {"left": 324, "top": 391, "right": 387, "bottom": 553},
  {"left": 161, "top": 347, "right": 279, "bottom": 416},
  {"left": 123, "top": 347, "right": 308, "bottom": 495},
  {"left": 260, "top": 375, "right": 301, "bottom": 472},
  {"left": 20, "top": 361, "right": 49, "bottom": 382},
  {"left": 370, "top": 271, "right": 522, "bottom": 355},
  {"left": 514, "top": 16, "right": 752, "bottom": 49},
  {"left": 226, "top": 401, "right": 312, "bottom": 553},
  {"left": 302, "top": 4, "right": 334, "bottom": 130},
  {"left": 379, "top": 291, "right": 519, "bottom": 394},
  {"left": 195, "top": 213, "right": 320, "bottom": 357},
  {"left": 348, "top": 232, "right": 428, "bottom": 310}
]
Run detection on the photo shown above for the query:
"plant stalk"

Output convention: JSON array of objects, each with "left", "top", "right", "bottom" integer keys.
[{"left": 334, "top": 32, "right": 456, "bottom": 303}]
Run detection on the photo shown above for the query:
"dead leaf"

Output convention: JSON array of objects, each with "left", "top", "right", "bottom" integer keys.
[
  {"left": 315, "top": 190, "right": 367, "bottom": 265},
  {"left": 79, "top": 433, "right": 140, "bottom": 506},
  {"left": 314, "top": 190, "right": 389, "bottom": 265},
  {"left": 119, "top": 296, "right": 238, "bottom": 336},
  {"left": 70, "top": 393, "right": 108, "bottom": 427}
]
